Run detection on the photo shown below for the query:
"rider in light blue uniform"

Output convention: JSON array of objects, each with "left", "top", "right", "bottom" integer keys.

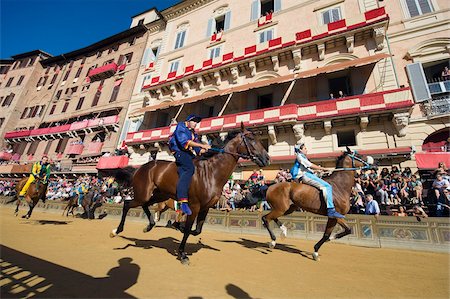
[{"left": 291, "top": 143, "right": 345, "bottom": 219}]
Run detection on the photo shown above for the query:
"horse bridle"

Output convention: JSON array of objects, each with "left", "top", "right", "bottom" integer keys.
[
  {"left": 211, "top": 132, "right": 259, "bottom": 162},
  {"left": 339, "top": 151, "right": 373, "bottom": 171}
]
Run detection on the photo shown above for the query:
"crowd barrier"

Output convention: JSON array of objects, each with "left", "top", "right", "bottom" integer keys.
[{"left": 1, "top": 197, "right": 448, "bottom": 253}]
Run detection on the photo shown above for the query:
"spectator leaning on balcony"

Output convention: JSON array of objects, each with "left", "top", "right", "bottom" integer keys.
[
  {"left": 169, "top": 114, "right": 211, "bottom": 215},
  {"left": 19, "top": 156, "right": 51, "bottom": 199},
  {"left": 291, "top": 143, "right": 344, "bottom": 219},
  {"left": 441, "top": 66, "right": 449, "bottom": 81}
]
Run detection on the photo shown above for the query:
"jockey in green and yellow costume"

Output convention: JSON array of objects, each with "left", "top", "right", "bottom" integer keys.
[{"left": 19, "top": 156, "right": 51, "bottom": 198}]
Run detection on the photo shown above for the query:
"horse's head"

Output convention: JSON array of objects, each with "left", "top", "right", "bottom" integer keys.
[
  {"left": 337, "top": 146, "right": 376, "bottom": 170},
  {"left": 231, "top": 123, "right": 271, "bottom": 167}
]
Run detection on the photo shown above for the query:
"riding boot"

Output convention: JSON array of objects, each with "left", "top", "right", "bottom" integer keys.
[
  {"left": 327, "top": 208, "right": 345, "bottom": 219},
  {"left": 178, "top": 198, "right": 192, "bottom": 215}
]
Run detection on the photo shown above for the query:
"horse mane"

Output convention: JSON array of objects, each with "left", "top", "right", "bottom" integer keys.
[
  {"left": 335, "top": 153, "right": 347, "bottom": 168},
  {"left": 197, "top": 130, "right": 240, "bottom": 160}
]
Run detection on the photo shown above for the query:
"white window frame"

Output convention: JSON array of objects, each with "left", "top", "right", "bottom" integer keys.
[
  {"left": 208, "top": 46, "right": 222, "bottom": 60},
  {"left": 401, "top": 0, "right": 435, "bottom": 18},
  {"left": 321, "top": 7, "right": 342, "bottom": 25},
  {"left": 174, "top": 30, "right": 187, "bottom": 49},
  {"left": 169, "top": 59, "right": 181, "bottom": 74},
  {"left": 258, "top": 28, "right": 275, "bottom": 44}
]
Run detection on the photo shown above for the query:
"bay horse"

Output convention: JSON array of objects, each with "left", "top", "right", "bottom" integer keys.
[
  {"left": 262, "top": 147, "right": 375, "bottom": 261},
  {"left": 109, "top": 124, "right": 270, "bottom": 264},
  {"left": 8, "top": 177, "right": 48, "bottom": 219},
  {"left": 62, "top": 188, "right": 100, "bottom": 219}
]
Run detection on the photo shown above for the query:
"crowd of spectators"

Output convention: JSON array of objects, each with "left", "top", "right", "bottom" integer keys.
[{"left": 0, "top": 162, "right": 449, "bottom": 219}]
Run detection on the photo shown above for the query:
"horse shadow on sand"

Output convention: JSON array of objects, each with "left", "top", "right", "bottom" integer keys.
[
  {"left": 218, "top": 238, "right": 314, "bottom": 260},
  {"left": 114, "top": 235, "right": 220, "bottom": 258},
  {"left": 21, "top": 219, "right": 72, "bottom": 225}
]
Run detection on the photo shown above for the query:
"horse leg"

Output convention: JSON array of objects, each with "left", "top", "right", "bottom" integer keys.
[
  {"left": 14, "top": 198, "right": 20, "bottom": 216},
  {"left": 190, "top": 209, "right": 208, "bottom": 236},
  {"left": 178, "top": 213, "right": 197, "bottom": 265},
  {"left": 110, "top": 200, "right": 140, "bottom": 237},
  {"left": 262, "top": 209, "right": 285, "bottom": 249},
  {"left": 331, "top": 218, "right": 351, "bottom": 240},
  {"left": 312, "top": 218, "right": 337, "bottom": 261},
  {"left": 142, "top": 203, "right": 156, "bottom": 233},
  {"left": 22, "top": 200, "right": 35, "bottom": 219}
]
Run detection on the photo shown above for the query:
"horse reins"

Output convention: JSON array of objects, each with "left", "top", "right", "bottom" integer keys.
[{"left": 209, "top": 132, "right": 258, "bottom": 162}]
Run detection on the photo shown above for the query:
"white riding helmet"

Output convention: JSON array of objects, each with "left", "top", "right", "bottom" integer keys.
[{"left": 294, "top": 143, "right": 304, "bottom": 153}]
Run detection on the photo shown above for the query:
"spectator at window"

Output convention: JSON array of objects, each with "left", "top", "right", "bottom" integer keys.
[
  {"left": 329, "top": 93, "right": 335, "bottom": 99},
  {"left": 442, "top": 66, "right": 449, "bottom": 81},
  {"left": 338, "top": 90, "right": 345, "bottom": 98}
]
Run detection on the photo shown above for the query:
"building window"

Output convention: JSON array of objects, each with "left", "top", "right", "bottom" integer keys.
[
  {"left": 169, "top": 60, "right": 180, "bottom": 73},
  {"left": 49, "top": 104, "right": 56, "bottom": 115},
  {"left": 337, "top": 130, "right": 356, "bottom": 147},
  {"left": 27, "top": 141, "right": 40, "bottom": 155},
  {"left": 125, "top": 53, "right": 133, "bottom": 64},
  {"left": 76, "top": 97, "right": 84, "bottom": 110},
  {"left": 209, "top": 46, "right": 222, "bottom": 59},
  {"left": 63, "top": 69, "right": 71, "bottom": 81},
  {"left": 257, "top": 93, "right": 273, "bottom": 109},
  {"left": 55, "top": 138, "right": 69, "bottom": 153},
  {"left": 20, "top": 108, "right": 29, "bottom": 119},
  {"left": 328, "top": 75, "right": 351, "bottom": 99},
  {"left": 50, "top": 74, "right": 58, "bottom": 85},
  {"left": 75, "top": 67, "right": 83, "bottom": 78},
  {"left": 109, "top": 84, "right": 121, "bottom": 103},
  {"left": 322, "top": 7, "right": 342, "bottom": 24},
  {"left": 259, "top": 28, "right": 274, "bottom": 43},
  {"left": 17, "top": 76, "right": 25, "bottom": 85},
  {"left": 43, "top": 140, "right": 53, "bottom": 155},
  {"left": 215, "top": 15, "right": 225, "bottom": 32},
  {"left": 0, "top": 118, "right": 4, "bottom": 128},
  {"left": 2, "top": 93, "right": 15, "bottom": 107},
  {"left": 261, "top": 0, "right": 275, "bottom": 16},
  {"left": 97, "top": 51, "right": 102, "bottom": 58},
  {"left": 62, "top": 102, "right": 69, "bottom": 113},
  {"left": 138, "top": 18, "right": 144, "bottom": 25},
  {"left": 55, "top": 90, "right": 62, "bottom": 100},
  {"left": 404, "top": 0, "right": 433, "bottom": 18},
  {"left": 174, "top": 30, "right": 186, "bottom": 49},
  {"left": 5, "top": 77, "right": 13, "bottom": 87},
  {"left": 92, "top": 91, "right": 101, "bottom": 107}
]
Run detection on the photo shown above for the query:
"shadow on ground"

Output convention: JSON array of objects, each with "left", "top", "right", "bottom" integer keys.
[
  {"left": 0, "top": 245, "right": 139, "bottom": 298},
  {"left": 218, "top": 238, "right": 314, "bottom": 260},
  {"left": 114, "top": 235, "right": 220, "bottom": 258}
]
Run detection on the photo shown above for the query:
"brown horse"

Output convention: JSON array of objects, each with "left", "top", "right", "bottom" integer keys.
[
  {"left": 262, "top": 147, "right": 375, "bottom": 261},
  {"left": 109, "top": 124, "right": 270, "bottom": 264},
  {"left": 9, "top": 177, "right": 48, "bottom": 219},
  {"left": 62, "top": 188, "right": 101, "bottom": 219}
]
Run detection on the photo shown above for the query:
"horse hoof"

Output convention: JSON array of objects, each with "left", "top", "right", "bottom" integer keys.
[
  {"left": 143, "top": 224, "right": 155, "bottom": 233},
  {"left": 312, "top": 252, "right": 320, "bottom": 261},
  {"left": 179, "top": 252, "right": 190, "bottom": 265},
  {"left": 269, "top": 240, "right": 276, "bottom": 249},
  {"left": 280, "top": 225, "right": 287, "bottom": 239},
  {"left": 110, "top": 229, "right": 118, "bottom": 238}
]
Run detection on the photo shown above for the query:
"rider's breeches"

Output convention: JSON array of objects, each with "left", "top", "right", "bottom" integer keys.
[
  {"left": 175, "top": 151, "right": 195, "bottom": 201},
  {"left": 301, "top": 172, "right": 334, "bottom": 209},
  {"left": 78, "top": 194, "right": 85, "bottom": 205},
  {"left": 20, "top": 175, "right": 35, "bottom": 196}
]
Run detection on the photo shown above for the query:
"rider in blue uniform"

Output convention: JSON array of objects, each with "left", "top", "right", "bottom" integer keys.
[
  {"left": 291, "top": 143, "right": 345, "bottom": 219},
  {"left": 169, "top": 114, "right": 211, "bottom": 215}
]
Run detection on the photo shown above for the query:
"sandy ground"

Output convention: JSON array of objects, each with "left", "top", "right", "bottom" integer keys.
[{"left": 0, "top": 205, "right": 449, "bottom": 299}]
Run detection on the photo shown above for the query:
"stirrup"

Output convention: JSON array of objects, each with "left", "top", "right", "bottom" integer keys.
[{"left": 180, "top": 202, "right": 192, "bottom": 216}]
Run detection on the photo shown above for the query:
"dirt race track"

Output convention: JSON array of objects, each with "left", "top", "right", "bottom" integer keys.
[{"left": 0, "top": 205, "right": 449, "bottom": 299}]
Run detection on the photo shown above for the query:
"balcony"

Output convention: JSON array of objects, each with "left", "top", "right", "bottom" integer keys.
[
  {"left": 87, "top": 142, "right": 104, "bottom": 154},
  {"left": 66, "top": 144, "right": 85, "bottom": 155},
  {"left": 428, "top": 80, "right": 450, "bottom": 95},
  {"left": 96, "top": 155, "right": 129, "bottom": 169},
  {"left": 4, "top": 116, "right": 120, "bottom": 141},
  {"left": 422, "top": 95, "right": 450, "bottom": 117},
  {"left": 88, "top": 63, "right": 118, "bottom": 82},
  {"left": 0, "top": 152, "right": 12, "bottom": 161},
  {"left": 126, "top": 88, "right": 413, "bottom": 145}
]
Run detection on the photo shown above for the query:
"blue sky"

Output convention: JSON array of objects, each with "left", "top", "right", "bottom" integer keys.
[{"left": 0, "top": 0, "right": 179, "bottom": 59}]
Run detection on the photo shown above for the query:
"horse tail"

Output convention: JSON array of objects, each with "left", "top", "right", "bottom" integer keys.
[{"left": 5, "top": 196, "right": 18, "bottom": 204}]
